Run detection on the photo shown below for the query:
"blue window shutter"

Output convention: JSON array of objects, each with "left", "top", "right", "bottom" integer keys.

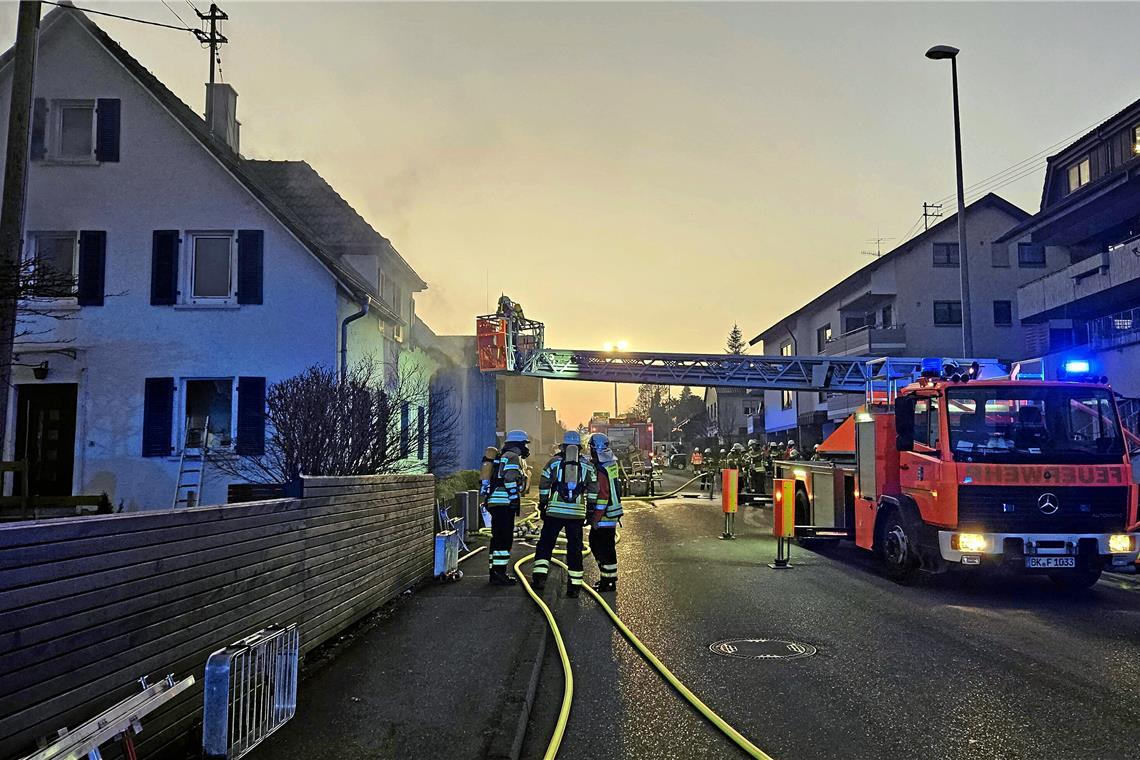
[
  {"left": 400, "top": 401, "right": 410, "bottom": 458},
  {"left": 30, "top": 98, "right": 45, "bottom": 161},
  {"left": 77, "top": 231, "right": 106, "bottom": 306},
  {"left": 236, "top": 230, "right": 263, "bottom": 304},
  {"left": 236, "top": 377, "right": 266, "bottom": 456},
  {"left": 142, "top": 377, "right": 174, "bottom": 457},
  {"left": 95, "top": 98, "right": 120, "bottom": 162},
  {"left": 150, "top": 230, "right": 179, "bottom": 305}
]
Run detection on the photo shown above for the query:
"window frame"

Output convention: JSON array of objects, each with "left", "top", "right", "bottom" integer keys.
[
  {"left": 183, "top": 230, "right": 237, "bottom": 306},
  {"left": 178, "top": 376, "right": 236, "bottom": 452},
  {"left": 1017, "top": 243, "right": 1046, "bottom": 268},
  {"left": 816, "top": 324, "right": 831, "bottom": 352},
  {"left": 1066, "top": 156, "right": 1091, "bottom": 194},
  {"left": 993, "top": 300, "right": 1013, "bottom": 327},
  {"left": 932, "top": 242, "right": 960, "bottom": 268},
  {"left": 933, "top": 300, "right": 962, "bottom": 326},
  {"left": 881, "top": 304, "right": 893, "bottom": 328},
  {"left": 1133, "top": 125, "right": 1140, "bottom": 157},
  {"left": 50, "top": 98, "right": 97, "bottom": 163},
  {"left": 25, "top": 230, "right": 79, "bottom": 299}
]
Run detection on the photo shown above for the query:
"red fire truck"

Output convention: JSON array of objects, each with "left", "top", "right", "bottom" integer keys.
[{"left": 782, "top": 360, "right": 1140, "bottom": 588}]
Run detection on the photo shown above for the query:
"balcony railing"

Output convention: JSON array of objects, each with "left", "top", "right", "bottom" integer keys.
[
  {"left": 820, "top": 324, "right": 908, "bottom": 357},
  {"left": 1087, "top": 307, "right": 1140, "bottom": 350}
]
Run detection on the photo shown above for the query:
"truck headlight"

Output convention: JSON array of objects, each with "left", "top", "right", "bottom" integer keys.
[
  {"left": 953, "top": 533, "right": 987, "bottom": 553},
  {"left": 1108, "top": 534, "right": 1135, "bottom": 554}
]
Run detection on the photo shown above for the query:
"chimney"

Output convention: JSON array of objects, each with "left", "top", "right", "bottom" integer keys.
[{"left": 205, "top": 83, "right": 240, "bottom": 153}]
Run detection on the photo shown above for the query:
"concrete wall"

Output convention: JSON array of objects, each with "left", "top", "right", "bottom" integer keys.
[{"left": 0, "top": 474, "right": 435, "bottom": 760}]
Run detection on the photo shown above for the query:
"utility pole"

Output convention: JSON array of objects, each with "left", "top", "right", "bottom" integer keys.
[
  {"left": 922, "top": 202, "right": 943, "bottom": 231},
  {"left": 0, "top": 0, "right": 42, "bottom": 452},
  {"left": 195, "top": 3, "right": 228, "bottom": 128}
]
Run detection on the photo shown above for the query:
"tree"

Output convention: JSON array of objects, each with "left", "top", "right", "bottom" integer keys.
[
  {"left": 210, "top": 357, "right": 459, "bottom": 484},
  {"left": 726, "top": 324, "right": 746, "bottom": 355}
]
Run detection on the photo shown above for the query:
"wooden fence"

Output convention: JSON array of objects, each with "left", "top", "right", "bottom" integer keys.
[{"left": 0, "top": 474, "right": 435, "bottom": 759}]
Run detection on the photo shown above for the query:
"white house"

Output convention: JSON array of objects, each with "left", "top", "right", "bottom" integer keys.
[{"left": 0, "top": 5, "right": 429, "bottom": 509}]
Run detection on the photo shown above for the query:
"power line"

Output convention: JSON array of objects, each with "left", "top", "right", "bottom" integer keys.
[
  {"left": 160, "top": 0, "right": 190, "bottom": 28},
  {"left": 42, "top": 1, "right": 197, "bottom": 33}
]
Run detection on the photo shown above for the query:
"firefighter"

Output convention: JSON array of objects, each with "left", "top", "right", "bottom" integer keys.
[
  {"left": 587, "top": 433, "right": 622, "bottom": 592},
  {"left": 699, "top": 447, "right": 714, "bottom": 490},
  {"left": 745, "top": 440, "right": 763, "bottom": 492},
  {"left": 532, "top": 431, "right": 598, "bottom": 598},
  {"left": 810, "top": 443, "right": 822, "bottom": 461},
  {"left": 484, "top": 429, "right": 530, "bottom": 586},
  {"left": 728, "top": 442, "right": 745, "bottom": 470},
  {"left": 786, "top": 439, "right": 801, "bottom": 460},
  {"left": 690, "top": 446, "right": 703, "bottom": 473}
]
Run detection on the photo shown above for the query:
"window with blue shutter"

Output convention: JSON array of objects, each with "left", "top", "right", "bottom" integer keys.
[
  {"left": 142, "top": 377, "right": 174, "bottom": 457},
  {"left": 30, "top": 98, "right": 46, "bottom": 161},
  {"left": 400, "top": 401, "right": 410, "bottom": 458},
  {"left": 236, "top": 230, "right": 263, "bottom": 304},
  {"left": 151, "top": 230, "right": 179, "bottom": 305},
  {"left": 95, "top": 98, "right": 120, "bottom": 162},
  {"left": 236, "top": 377, "right": 266, "bottom": 456},
  {"left": 77, "top": 231, "right": 106, "bottom": 306}
]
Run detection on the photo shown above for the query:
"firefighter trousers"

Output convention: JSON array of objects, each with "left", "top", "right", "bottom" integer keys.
[
  {"left": 589, "top": 525, "right": 618, "bottom": 581},
  {"left": 533, "top": 516, "right": 584, "bottom": 587},
  {"left": 488, "top": 505, "right": 516, "bottom": 572}
]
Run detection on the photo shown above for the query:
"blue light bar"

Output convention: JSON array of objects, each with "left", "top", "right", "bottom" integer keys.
[
  {"left": 920, "top": 357, "right": 942, "bottom": 374},
  {"left": 1063, "top": 359, "right": 1091, "bottom": 374}
]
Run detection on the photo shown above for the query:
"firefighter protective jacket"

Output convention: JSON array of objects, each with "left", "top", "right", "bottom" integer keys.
[
  {"left": 539, "top": 454, "right": 598, "bottom": 519},
  {"left": 594, "top": 461, "right": 624, "bottom": 526},
  {"left": 486, "top": 448, "right": 524, "bottom": 509}
]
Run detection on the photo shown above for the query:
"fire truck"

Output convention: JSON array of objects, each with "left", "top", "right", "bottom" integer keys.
[{"left": 781, "top": 359, "right": 1140, "bottom": 588}]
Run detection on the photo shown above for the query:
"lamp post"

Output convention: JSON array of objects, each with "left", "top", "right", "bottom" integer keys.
[
  {"left": 926, "top": 44, "right": 973, "bottom": 357},
  {"left": 603, "top": 341, "right": 628, "bottom": 416}
]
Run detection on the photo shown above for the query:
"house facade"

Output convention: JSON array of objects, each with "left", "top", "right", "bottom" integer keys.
[
  {"left": 751, "top": 193, "right": 1058, "bottom": 445},
  {"left": 703, "top": 386, "right": 761, "bottom": 444},
  {"left": 0, "top": 7, "right": 430, "bottom": 509},
  {"left": 1007, "top": 96, "right": 1140, "bottom": 397}
]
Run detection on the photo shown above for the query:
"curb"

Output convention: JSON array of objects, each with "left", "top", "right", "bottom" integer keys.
[{"left": 486, "top": 582, "right": 558, "bottom": 760}]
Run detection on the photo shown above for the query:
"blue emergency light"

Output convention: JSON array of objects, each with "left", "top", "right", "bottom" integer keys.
[{"left": 1063, "top": 359, "right": 1090, "bottom": 374}]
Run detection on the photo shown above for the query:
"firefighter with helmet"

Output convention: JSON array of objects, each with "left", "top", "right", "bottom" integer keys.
[
  {"left": 483, "top": 429, "right": 530, "bottom": 586},
  {"left": 532, "top": 431, "right": 598, "bottom": 598},
  {"left": 699, "top": 447, "right": 714, "bottom": 490},
  {"left": 690, "top": 446, "right": 703, "bottom": 473},
  {"left": 587, "top": 433, "right": 623, "bottom": 592}
]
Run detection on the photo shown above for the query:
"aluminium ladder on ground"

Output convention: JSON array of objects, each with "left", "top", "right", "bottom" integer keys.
[{"left": 173, "top": 416, "right": 209, "bottom": 509}]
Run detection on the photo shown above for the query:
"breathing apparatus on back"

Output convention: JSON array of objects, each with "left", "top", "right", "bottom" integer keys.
[
  {"left": 559, "top": 431, "right": 582, "bottom": 501},
  {"left": 480, "top": 445, "right": 500, "bottom": 496}
]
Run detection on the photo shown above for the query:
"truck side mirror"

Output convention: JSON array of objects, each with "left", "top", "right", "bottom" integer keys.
[{"left": 895, "top": 396, "right": 916, "bottom": 452}]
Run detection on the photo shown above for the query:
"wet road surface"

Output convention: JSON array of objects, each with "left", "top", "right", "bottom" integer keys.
[{"left": 521, "top": 495, "right": 1140, "bottom": 760}]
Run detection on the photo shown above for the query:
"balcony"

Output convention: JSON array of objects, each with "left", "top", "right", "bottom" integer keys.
[
  {"left": 820, "top": 324, "right": 908, "bottom": 357},
  {"left": 1018, "top": 234, "right": 1140, "bottom": 322},
  {"left": 1087, "top": 307, "right": 1140, "bottom": 350}
]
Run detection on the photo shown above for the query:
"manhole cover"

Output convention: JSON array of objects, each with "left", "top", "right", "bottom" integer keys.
[{"left": 708, "top": 638, "right": 817, "bottom": 660}]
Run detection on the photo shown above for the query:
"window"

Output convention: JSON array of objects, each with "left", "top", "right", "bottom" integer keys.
[
  {"left": 816, "top": 324, "right": 831, "bottom": 352},
  {"left": 781, "top": 391, "right": 793, "bottom": 410},
  {"left": 186, "top": 232, "right": 235, "bottom": 303},
  {"left": 1133, "top": 125, "right": 1140, "bottom": 157},
  {"left": 1017, "top": 243, "right": 1046, "bottom": 268},
  {"left": 993, "top": 300, "right": 1013, "bottom": 326},
  {"left": 1066, "top": 157, "right": 1091, "bottom": 193},
  {"left": 881, "top": 305, "right": 893, "bottom": 329},
  {"left": 416, "top": 405, "right": 426, "bottom": 460},
  {"left": 932, "top": 242, "right": 960, "bottom": 267},
  {"left": 184, "top": 379, "right": 233, "bottom": 449},
  {"left": 933, "top": 300, "right": 962, "bottom": 325},
  {"left": 27, "top": 232, "right": 77, "bottom": 295},
  {"left": 400, "top": 401, "right": 410, "bottom": 457},
  {"left": 843, "top": 315, "right": 867, "bottom": 334},
  {"left": 779, "top": 340, "right": 792, "bottom": 357},
  {"left": 911, "top": 398, "right": 941, "bottom": 451},
  {"left": 53, "top": 100, "right": 95, "bottom": 160}
]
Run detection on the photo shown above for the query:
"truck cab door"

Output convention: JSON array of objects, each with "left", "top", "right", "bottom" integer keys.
[{"left": 899, "top": 397, "right": 945, "bottom": 524}]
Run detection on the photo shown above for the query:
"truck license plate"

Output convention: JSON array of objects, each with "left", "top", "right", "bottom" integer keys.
[{"left": 1025, "top": 556, "right": 1076, "bottom": 569}]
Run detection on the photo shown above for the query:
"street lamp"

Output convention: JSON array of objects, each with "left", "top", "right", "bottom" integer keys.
[
  {"left": 926, "top": 44, "right": 973, "bottom": 357},
  {"left": 603, "top": 341, "right": 629, "bottom": 416}
]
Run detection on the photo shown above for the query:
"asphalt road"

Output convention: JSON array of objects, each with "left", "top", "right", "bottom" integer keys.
[{"left": 521, "top": 491, "right": 1140, "bottom": 760}]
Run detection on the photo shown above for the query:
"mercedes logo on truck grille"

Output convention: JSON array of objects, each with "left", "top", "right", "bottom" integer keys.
[{"left": 1038, "top": 492, "right": 1059, "bottom": 515}]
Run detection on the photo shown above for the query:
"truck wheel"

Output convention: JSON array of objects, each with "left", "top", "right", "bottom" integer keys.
[
  {"left": 878, "top": 509, "right": 918, "bottom": 584},
  {"left": 1049, "top": 569, "right": 1102, "bottom": 591}
]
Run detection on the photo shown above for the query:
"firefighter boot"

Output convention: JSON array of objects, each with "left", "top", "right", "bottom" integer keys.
[
  {"left": 566, "top": 580, "right": 581, "bottom": 599},
  {"left": 489, "top": 568, "right": 518, "bottom": 586},
  {"left": 593, "top": 578, "right": 616, "bottom": 593},
  {"left": 530, "top": 572, "right": 547, "bottom": 590}
]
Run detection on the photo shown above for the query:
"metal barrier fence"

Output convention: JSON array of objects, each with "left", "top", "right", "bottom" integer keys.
[{"left": 202, "top": 625, "right": 299, "bottom": 760}]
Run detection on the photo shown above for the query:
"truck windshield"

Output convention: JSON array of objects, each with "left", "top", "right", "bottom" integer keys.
[{"left": 945, "top": 386, "right": 1123, "bottom": 463}]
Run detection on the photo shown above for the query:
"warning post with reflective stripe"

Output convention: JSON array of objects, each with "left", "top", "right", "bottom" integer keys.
[
  {"left": 719, "top": 469, "right": 738, "bottom": 540},
  {"left": 769, "top": 478, "right": 795, "bottom": 568}
]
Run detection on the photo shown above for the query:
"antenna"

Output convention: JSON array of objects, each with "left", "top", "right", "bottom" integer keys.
[{"left": 861, "top": 228, "right": 894, "bottom": 258}]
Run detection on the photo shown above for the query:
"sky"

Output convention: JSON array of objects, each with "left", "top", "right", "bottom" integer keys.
[{"left": 7, "top": 1, "right": 1139, "bottom": 427}]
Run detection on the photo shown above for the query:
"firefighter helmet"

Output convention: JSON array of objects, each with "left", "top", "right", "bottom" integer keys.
[{"left": 505, "top": 429, "right": 530, "bottom": 443}]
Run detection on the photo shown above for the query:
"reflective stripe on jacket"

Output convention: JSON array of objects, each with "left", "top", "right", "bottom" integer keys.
[{"left": 594, "top": 461, "right": 623, "bottom": 521}]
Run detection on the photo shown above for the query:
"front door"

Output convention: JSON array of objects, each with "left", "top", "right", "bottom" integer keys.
[{"left": 15, "top": 383, "right": 78, "bottom": 496}]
